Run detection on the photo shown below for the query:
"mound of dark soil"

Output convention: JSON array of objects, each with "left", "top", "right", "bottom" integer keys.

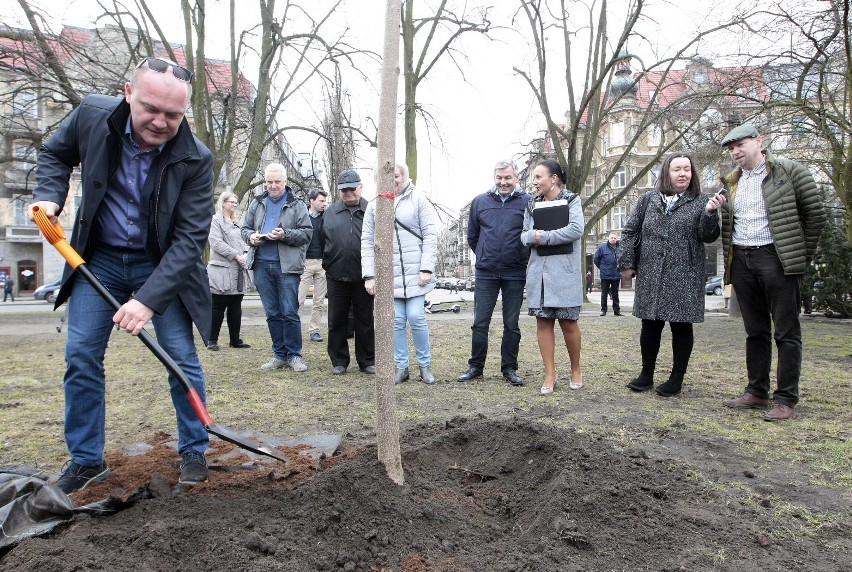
[{"left": 2, "top": 417, "right": 848, "bottom": 571}]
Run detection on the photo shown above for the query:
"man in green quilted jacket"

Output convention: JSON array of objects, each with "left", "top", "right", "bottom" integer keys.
[{"left": 715, "top": 124, "right": 826, "bottom": 422}]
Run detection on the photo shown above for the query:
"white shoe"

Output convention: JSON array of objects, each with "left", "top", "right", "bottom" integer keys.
[
  {"left": 288, "top": 356, "right": 308, "bottom": 372},
  {"left": 540, "top": 378, "right": 558, "bottom": 395},
  {"left": 261, "top": 357, "right": 287, "bottom": 370}
]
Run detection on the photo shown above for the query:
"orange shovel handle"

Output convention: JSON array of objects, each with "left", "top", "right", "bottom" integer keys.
[{"left": 31, "top": 206, "right": 85, "bottom": 269}]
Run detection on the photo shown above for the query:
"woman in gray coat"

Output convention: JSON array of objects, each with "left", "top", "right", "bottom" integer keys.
[
  {"left": 362, "top": 163, "right": 438, "bottom": 385},
  {"left": 206, "top": 191, "right": 250, "bottom": 351},
  {"left": 521, "top": 160, "right": 585, "bottom": 395},
  {"left": 619, "top": 153, "right": 720, "bottom": 397}
]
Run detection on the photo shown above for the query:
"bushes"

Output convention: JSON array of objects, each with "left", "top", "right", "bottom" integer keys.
[{"left": 811, "top": 217, "right": 852, "bottom": 318}]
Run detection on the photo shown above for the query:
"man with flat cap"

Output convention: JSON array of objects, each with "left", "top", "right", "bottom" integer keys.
[
  {"left": 714, "top": 124, "right": 825, "bottom": 421},
  {"left": 321, "top": 169, "right": 375, "bottom": 375}
]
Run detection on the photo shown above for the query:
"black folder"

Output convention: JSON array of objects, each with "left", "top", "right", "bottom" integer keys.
[{"left": 532, "top": 199, "right": 573, "bottom": 256}]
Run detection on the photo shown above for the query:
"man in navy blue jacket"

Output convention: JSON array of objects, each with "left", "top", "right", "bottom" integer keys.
[
  {"left": 594, "top": 233, "right": 623, "bottom": 316},
  {"left": 30, "top": 56, "right": 214, "bottom": 492},
  {"left": 458, "top": 160, "right": 531, "bottom": 386}
]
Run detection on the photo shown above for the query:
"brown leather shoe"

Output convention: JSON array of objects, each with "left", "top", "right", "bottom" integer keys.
[
  {"left": 722, "top": 393, "right": 770, "bottom": 409},
  {"left": 764, "top": 404, "right": 795, "bottom": 422}
]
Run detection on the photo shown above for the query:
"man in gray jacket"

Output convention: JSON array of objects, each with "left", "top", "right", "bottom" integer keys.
[
  {"left": 242, "top": 163, "right": 312, "bottom": 372},
  {"left": 717, "top": 124, "right": 826, "bottom": 421}
]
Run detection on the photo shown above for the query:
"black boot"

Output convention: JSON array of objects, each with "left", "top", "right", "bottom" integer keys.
[
  {"left": 626, "top": 373, "right": 654, "bottom": 392},
  {"left": 655, "top": 371, "right": 684, "bottom": 397}
]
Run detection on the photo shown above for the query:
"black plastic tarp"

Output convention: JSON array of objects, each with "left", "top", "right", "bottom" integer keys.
[{"left": 0, "top": 467, "right": 129, "bottom": 549}]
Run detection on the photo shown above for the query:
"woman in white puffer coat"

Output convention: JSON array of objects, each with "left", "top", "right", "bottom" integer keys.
[{"left": 362, "top": 163, "right": 438, "bottom": 385}]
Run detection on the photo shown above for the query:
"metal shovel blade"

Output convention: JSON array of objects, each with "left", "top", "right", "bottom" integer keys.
[{"left": 206, "top": 423, "right": 289, "bottom": 462}]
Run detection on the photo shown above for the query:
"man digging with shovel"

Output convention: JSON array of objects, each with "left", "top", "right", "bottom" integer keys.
[{"left": 29, "top": 56, "right": 215, "bottom": 493}]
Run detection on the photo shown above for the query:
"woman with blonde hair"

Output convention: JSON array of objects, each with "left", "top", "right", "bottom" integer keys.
[
  {"left": 362, "top": 163, "right": 438, "bottom": 385},
  {"left": 206, "top": 191, "right": 250, "bottom": 350}
]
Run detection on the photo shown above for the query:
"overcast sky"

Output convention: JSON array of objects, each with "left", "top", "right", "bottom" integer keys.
[{"left": 6, "top": 0, "right": 752, "bottom": 220}]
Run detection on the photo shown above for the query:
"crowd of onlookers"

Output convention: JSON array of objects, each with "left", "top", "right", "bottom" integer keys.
[{"left": 218, "top": 121, "right": 826, "bottom": 426}]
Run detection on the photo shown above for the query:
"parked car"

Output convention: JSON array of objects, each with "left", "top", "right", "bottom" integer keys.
[
  {"left": 33, "top": 279, "right": 62, "bottom": 304},
  {"left": 466, "top": 277, "right": 476, "bottom": 291},
  {"left": 704, "top": 276, "right": 723, "bottom": 296}
]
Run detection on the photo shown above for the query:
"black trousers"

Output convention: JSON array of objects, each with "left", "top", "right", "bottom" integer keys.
[
  {"left": 327, "top": 278, "right": 375, "bottom": 369},
  {"left": 731, "top": 245, "right": 802, "bottom": 406},
  {"left": 211, "top": 293, "right": 244, "bottom": 345},
  {"left": 640, "top": 319, "right": 694, "bottom": 380},
  {"left": 600, "top": 279, "right": 620, "bottom": 313}
]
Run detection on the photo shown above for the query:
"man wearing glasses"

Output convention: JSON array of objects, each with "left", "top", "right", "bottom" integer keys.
[
  {"left": 321, "top": 170, "right": 375, "bottom": 375},
  {"left": 29, "top": 56, "right": 215, "bottom": 492}
]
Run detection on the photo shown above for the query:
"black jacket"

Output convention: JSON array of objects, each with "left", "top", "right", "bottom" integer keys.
[
  {"left": 34, "top": 95, "right": 215, "bottom": 340},
  {"left": 321, "top": 198, "right": 368, "bottom": 282},
  {"left": 467, "top": 189, "right": 531, "bottom": 278}
]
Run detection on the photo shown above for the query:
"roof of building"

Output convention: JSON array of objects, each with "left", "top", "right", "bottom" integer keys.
[{"left": 0, "top": 25, "right": 254, "bottom": 99}]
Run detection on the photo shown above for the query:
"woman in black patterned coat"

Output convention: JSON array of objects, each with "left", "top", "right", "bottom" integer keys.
[{"left": 618, "top": 153, "right": 721, "bottom": 397}]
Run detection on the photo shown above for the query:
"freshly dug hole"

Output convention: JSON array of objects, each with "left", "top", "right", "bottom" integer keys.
[{"left": 2, "top": 417, "right": 848, "bottom": 572}]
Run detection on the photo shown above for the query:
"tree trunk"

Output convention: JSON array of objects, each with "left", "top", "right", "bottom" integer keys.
[
  {"left": 401, "top": 0, "right": 418, "bottom": 183},
  {"left": 374, "top": 0, "right": 404, "bottom": 485}
]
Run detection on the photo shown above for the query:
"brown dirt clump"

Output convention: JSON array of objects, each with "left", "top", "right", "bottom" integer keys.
[{"left": 2, "top": 416, "right": 849, "bottom": 571}]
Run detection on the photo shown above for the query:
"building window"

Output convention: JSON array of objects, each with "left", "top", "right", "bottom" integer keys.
[
  {"left": 612, "top": 168, "right": 626, "bottom": 189},
  {"left": 612, "top": 206, "right": 627, "bottom": 229},
  {"left": 647, "top": 124, "right": 662, "bottom": 147},
  {"left": 12, "top": 139, "right": 37, "bottom": 170},
  {"left": 13, "top": 195, "right": 34, "bottom": 226},
  {"left": 12, "top": 91, "right": 37, "bottom": 117},
  {"left": 610, "top": 122, "right": 625, "bottom": 147},
  {"left": 584, "top": 180, "right": 593, "bottom": 197}
]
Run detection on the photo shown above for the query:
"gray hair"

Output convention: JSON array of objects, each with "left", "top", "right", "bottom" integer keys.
[
  {"left": 264, "top": 163, "right": 288, "bottom": 180},
  {"left": 494, "top": 160, "right": 517, "bottom": 174}
]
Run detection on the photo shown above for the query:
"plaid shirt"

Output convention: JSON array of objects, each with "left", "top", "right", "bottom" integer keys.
[{"left": 732, "top": 160, "right": 774, "bottom": 247}]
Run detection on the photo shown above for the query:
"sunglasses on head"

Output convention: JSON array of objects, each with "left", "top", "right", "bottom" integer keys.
[{"left": 136, "top": 57, "right": 194, "bottom": 82}]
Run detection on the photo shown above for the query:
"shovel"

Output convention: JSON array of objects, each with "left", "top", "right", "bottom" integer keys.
[{"left": 32, "top": 206, "right": 287, "bottom": 463}]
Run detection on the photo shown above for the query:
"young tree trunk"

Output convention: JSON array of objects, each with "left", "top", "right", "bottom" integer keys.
[{"left": 374, "top": 0, "right": 404, "bottom": 485}]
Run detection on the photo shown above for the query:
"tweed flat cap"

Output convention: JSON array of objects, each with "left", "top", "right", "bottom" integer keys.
[
  {"left": 337, "top": 169, "right": 361, "bottom": 189},
  {"left": 720, "top": 124, "right": 760, "bottom": 147}
]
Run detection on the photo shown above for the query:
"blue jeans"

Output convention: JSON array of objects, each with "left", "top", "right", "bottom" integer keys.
[
  {"left": 253, "top": 261, "right": 302, "bottom": 360},
  {"left": 64, "top": 248, "right": 208, "bottom": 466},
  {"left": 469, "top": 278, "right": 525, "bottom": 372},
  {"left": 393, "top": 296, "right": 431, "bottom": 368},
  {"left": 731, "top": 245, "right": 802, "bottom": 406}
]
